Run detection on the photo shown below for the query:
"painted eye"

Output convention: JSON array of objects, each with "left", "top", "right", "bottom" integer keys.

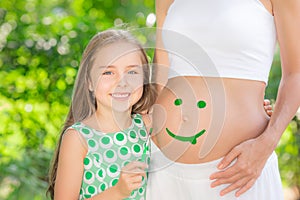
[
  {"left": 197, "top": 100, "right": 206, "bottom": 109},
  {"left": 174, "top": 98, "right": 183, "bottom": 106}
]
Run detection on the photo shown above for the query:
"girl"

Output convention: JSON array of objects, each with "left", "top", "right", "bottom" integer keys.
[{"left": 47, "top": 29, "right": 156, "bottom": 199}]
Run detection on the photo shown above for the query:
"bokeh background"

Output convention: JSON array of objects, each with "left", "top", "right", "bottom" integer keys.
[{"left": 0, "top": 0, "right": 299, "bottom": 199}]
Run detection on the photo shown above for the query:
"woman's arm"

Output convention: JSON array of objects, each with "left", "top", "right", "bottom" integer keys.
[
  {"left": 264, "top": 0, "right": 300, "bottom": 143},
  {"left": 210, "top": 0, "right": 300, "bottom": 197},
  {"left": 154, "top": 0, "right": 173, "bottom": 92}
]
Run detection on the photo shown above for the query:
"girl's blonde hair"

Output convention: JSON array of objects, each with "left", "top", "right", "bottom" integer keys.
[{"left": 47, "top": 29, "right": 157, "bottom": 199}]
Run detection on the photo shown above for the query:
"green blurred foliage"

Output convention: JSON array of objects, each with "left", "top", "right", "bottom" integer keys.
[
  {"left": 0, "top": 0, "right": 299, "bottom": 199},
  {"left": 276, "top": 119, "right": 300, "bottom": 189},
  {"left": 0, "top": 0, "right": 154, "bottom": 199}
]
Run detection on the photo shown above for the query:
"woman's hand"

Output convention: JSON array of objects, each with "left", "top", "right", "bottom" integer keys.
[
  {"left": 114, "top": 161, "right": 148, "bottom": 198},
  {"left": 263, "top": 99, "right": 273, "bottom": 117},
  {"left": 209, "top": 134, "right": 274, "bottom": 197}
]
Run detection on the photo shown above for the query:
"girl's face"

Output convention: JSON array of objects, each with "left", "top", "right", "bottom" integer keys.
[{"left": 90, "top": 41, "right": 144, "bottom": 114}]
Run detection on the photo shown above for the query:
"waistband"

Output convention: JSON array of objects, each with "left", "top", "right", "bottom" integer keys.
[{"left": 149, "top": 140, "right": 277, "bottom": 180}]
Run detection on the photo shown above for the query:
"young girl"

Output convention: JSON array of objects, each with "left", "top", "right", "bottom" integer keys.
[{"left": 47, "top": 29, "right": 156, "bottom": 199}]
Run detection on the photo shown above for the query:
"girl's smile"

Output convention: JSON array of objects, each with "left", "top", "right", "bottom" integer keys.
[{"left": 110, "top": 92, "right": 131, "bottom": 100}]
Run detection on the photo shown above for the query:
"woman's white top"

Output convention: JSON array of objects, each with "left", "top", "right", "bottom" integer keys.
[{"left": 162, "top": 0, "right": 277, "bottom": 84}]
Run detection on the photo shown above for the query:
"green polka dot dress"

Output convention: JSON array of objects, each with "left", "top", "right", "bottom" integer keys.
[{"left": 71, "top": 114, "right": 150, "bottom": 200}]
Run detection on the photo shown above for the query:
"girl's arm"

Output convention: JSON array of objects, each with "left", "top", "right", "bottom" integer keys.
[
  {"left": 54, "top": 129, "right": 87, "bottom": 199},
  {"left": 154, "top": 0, "right": 174, "bottom": 92},
  {"left": 54, "top": 129, "right": 124, "bottom": 200},
  {"left": 210, "top": 0, "right": 300, "bottom": 197},
  {"left": 54, "top": 129, "right": 147, "bottom": 200}
]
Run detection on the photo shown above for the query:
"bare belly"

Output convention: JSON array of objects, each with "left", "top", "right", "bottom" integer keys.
[{"left": 151, "top": 76, "right": 270, "bottom": 164}]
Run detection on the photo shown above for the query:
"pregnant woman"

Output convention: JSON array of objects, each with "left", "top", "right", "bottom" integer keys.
[{"left": 147, "top": 0, "right": 300, "bottom": 199}]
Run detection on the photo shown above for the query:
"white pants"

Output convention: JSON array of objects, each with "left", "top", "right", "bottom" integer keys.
[{"left": 146, "top": 141, "right": 283, "bottom": 200}]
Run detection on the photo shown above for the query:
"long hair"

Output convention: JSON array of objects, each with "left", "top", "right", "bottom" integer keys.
[{"left": 47, "top": 29, "right": 157, "bottom": 199}]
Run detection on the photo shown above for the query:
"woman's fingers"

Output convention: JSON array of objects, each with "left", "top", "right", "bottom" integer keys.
[
  {"left": 235, "top": 178, "right": 256, "bottom": 197},
  {"left": 264, "top": 105, "right": 273, "bottom": 116},
  {"left": 264, "top": 105, "right": 272, "bottom": 111},
  {"left": 263, "top": 99, "right": 270, "bottom": 106},
  {"left": 210, "top": 137, "right": 271, "bottom": 197},
  {"left": 263, "top": 99, "right": 273, "bottom": 117},
  {"left": 210, "top": 170, "right": 241, "bottom": 187},
  {"left": 264, "top": 105, "right": 272, "bottom": 110},
  {"left": 219, "top": 176, "right": 252, "bottom": 196},
  {"left": 215, "top": 146, "right": 241, "bottom": 170},
  {"left": 210, "top": 166, "right": 237, "bottom": 182}
]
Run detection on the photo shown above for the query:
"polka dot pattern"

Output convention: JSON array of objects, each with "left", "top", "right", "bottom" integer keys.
[
  {"left": 99, "top": 136, "right": 113, "bottom": 148},
  {"left": 107, "top": 163, "right": 120, "bottom": 178},
  {"left": 114, "top": 132, "right": 127, "bottom": 146},
  {"left": 83, "top": 157, "right": 92, "bottom": 170},
  {"left": 118, "top": 146, "right": 131, "bottom": 160},
  {"left": 99, "top": 182, "right": 107, "bottom": 192},
  {"left": 110, "top": 178, "right": 119, "bottom": 187},
  {"left": 132, "top": 143, "right": 142, "bottom": 157},
  {"left": 71, "top": 114, "right": 150, "bottom": 200},
  {"left": 87, "top": 139, "right": 98, "bottom": 151},
  {"left": 128, "top": 130, "right": 139, "bottom": 143},
  {"left": 96, "top": 168, "right": 106, "bottom": 182},
  {"left": 103, "top": 149, "right": 117, "bottom": 163},
  {"left": 83, "top": 171, "right": 95, "bottom": 185}
]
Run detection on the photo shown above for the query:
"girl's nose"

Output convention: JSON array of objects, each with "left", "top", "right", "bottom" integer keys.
[{"left": 117, "top": 75, "right": 128, "bottom": 87}]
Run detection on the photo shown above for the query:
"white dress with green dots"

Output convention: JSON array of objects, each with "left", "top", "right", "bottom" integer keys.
[{"left": 71, "top": 114, "right": 150, "bottom": 200}]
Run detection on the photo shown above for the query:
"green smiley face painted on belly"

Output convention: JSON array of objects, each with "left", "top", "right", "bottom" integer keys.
[{"left": 166, "top": 98, "right": 207, "bottom": 145}]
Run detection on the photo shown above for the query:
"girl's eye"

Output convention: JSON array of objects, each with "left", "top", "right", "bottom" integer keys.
[
  {"left": 102, "top": 71, "right": 113, "bottom": 75},
  {"left": 128, "top": 70, "right": 138, "bottom": 74}
]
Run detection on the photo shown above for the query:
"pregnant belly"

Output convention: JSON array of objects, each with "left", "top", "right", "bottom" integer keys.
[{"left": 151, "top": 76, "right": 270, "bottom": 164}]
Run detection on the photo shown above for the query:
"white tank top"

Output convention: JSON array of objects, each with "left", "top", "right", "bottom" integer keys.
[{"left": 162, "top": 0, "right": 277, "bottom": 84}]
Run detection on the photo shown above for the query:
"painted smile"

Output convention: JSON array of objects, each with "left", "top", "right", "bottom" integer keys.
[
  {"left": 166, "top": 98, "right": 207, "bottom": 144},
  {"left": 166, "top": 128, "right": 206, "bottom": 145}
]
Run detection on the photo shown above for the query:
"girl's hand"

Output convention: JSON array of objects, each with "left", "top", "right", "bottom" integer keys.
[
  {"left": 209, "top": 134, "right": 273, "bottom": 197},
  {"left": 114, "top": 161, "right": 148, "bottom": 198},
  {"left": 263, "top": 99, "right": 273, "bottom": 117}
]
